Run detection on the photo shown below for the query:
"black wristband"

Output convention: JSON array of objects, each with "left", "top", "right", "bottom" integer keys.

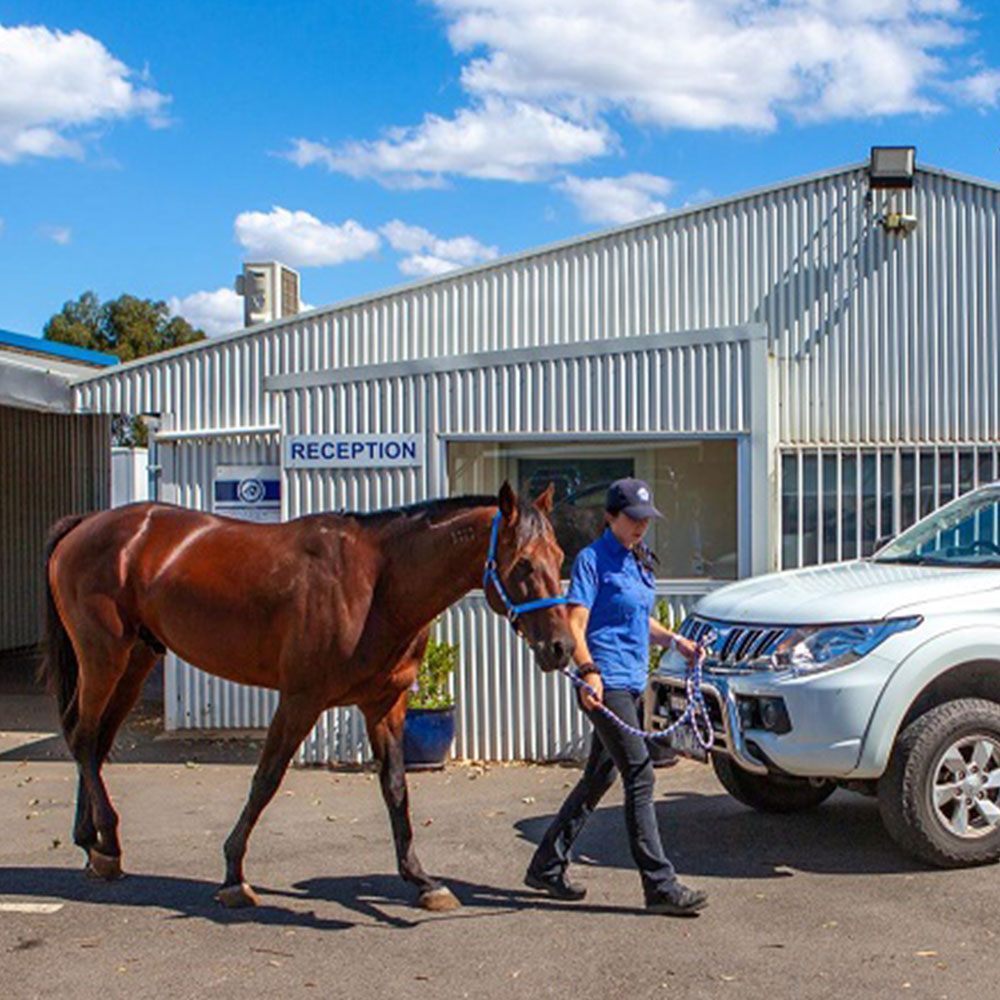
[{"left": 575, "top": 662, "right": 601, "bottom": 679}]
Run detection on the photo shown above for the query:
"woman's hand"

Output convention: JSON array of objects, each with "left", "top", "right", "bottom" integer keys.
[
  {"left": 674, "top": 635, "right": 699, "bottom": 665},
  {"left": 578, "top": 669, "right": 603, "bottom": 711}
]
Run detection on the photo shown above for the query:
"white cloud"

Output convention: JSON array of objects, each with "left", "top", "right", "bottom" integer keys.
[
  {"left": 285, "top": 97, "right": 611, "bottom": 187},
  {"left": 956, "top": 68, "right": 1000, "bottom": 107},
  {"left": 437, "top": 0, "right": 974, "bottom": 129},
  {"left": 286, "top": 1, "right": 989, "bottom": 187},
  {"left": 40, "top": 224, "right": 71, "bottom": 245},
  {"left": 556, "top": 173, "right": 672, "bottom": 224},
  {"left": 167, "top": 287, "right": 243, "bottom": 337},
  {"left": 234, "top": 206, "right": 380, "bottom": 267},
  {"left": 0, "top": 23, "right": 170, "bottom": 165},
  {"left": 381, "top": 220, "right": 499, "bottom": 276},
  {"left": 398, "top": 255, "right": 466, "bottom": 277}
]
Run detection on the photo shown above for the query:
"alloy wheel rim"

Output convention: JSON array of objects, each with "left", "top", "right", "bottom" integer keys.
[{"left": 930, "top": 733, "right": 1000, "bottom": 839}]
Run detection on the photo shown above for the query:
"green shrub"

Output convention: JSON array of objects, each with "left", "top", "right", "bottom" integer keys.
[
  {"left": 408, "top": 631, "right": 459, "bottom": 710},
  {"left": 649, "top": 598, "right": 681, "bottom": 673}
]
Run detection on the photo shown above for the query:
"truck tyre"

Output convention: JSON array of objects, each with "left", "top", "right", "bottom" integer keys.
[
  {"left": 877, "top": 698, "right": 1000, "bottom": 868},
  {"left": 711, "top": 754, "right": 836, "bottom": 813}
]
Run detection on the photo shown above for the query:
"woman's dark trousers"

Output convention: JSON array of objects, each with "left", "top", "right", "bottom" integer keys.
[{"left": 527, "top": 688, "right": 677, "bottom": 900}]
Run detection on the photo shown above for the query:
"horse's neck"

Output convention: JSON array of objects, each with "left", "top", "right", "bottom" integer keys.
[{"left": 380, "top": 506, "right": 495, "bottom": 628}]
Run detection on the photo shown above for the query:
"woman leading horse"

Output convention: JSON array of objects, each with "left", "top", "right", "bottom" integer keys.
[{"left": 40, "top": 482, "right": 573, "bottom": 911}]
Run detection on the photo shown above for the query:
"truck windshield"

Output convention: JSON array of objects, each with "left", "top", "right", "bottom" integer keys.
[{"left": 874, "top": 485, "right": 1000, "bottom": 568}]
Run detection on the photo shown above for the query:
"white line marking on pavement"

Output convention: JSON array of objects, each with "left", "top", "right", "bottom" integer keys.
[
  {"left": 0, "top": 902, "right": 64, "bottom": 914},
  {"left": 0, "top": 730, "right": 59, "bottom": 752}
]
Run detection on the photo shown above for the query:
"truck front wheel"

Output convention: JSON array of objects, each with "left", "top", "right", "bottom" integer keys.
[
  {"left": 878, "top": 698, "right": 1000, "bottom": 868},
  {"left": 711, "top": 754, "right": 836, "bottom": 813}
]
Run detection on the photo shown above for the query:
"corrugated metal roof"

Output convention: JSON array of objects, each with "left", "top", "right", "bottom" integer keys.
[{"left": 70, "top": 158, "right": 1000, "bottom": 381}]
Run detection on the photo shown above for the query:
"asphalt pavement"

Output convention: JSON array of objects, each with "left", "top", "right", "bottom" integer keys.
[{"left": 0, "top": 687, "right": 996, "bottom": 1000}]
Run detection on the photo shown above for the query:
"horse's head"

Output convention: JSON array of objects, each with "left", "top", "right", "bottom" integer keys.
[{"left": 485, "top": 481, "right": 575, "bottom": 672}]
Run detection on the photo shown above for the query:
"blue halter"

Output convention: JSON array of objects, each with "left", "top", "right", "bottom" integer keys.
[{"left": 483, "top": 511, "right": 568, "bottom": 628}]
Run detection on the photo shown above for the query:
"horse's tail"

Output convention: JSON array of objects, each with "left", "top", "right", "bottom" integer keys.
[{"left": 38, "top": 513, "right": 90, "bottom": 740}]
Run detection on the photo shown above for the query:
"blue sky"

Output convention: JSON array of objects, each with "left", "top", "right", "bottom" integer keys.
[{"left": 2, "top": 0, "right": 999, "bottom": 338}]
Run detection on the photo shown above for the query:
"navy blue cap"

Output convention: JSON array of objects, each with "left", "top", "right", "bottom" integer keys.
[{"left": 605, "top": 478, "right": 662, "bottom": 519}]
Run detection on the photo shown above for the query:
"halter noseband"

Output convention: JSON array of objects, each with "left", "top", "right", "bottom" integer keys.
[{"left": 483, "top": 511, "right": 567, "bottom": 630}]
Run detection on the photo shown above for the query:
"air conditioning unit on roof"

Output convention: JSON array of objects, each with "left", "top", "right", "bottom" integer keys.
[{"left": 235, "top": 261, "right": 300, "bottom": 328}]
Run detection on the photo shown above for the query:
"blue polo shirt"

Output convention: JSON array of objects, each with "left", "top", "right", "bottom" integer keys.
[{"left": 567, "top": 528, "right": 656, "bottom": 692}]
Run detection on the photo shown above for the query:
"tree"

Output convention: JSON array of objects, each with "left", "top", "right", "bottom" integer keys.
[
  {"left": 45, "top": 291, "right": 206, "bottom": 445},
  {"left": 45, "top": 291, "right": 204, "bottom": 359}
]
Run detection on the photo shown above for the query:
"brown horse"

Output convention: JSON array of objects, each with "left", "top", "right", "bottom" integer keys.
[{"left": 40, "top": 482, "right": 573, "bottom": 911}]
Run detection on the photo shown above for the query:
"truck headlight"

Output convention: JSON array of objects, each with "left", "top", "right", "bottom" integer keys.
[{"left": 770, "top": 617, "right": 922, "bottom": 675}]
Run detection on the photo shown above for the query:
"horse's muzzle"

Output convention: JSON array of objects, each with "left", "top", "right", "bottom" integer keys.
[{"left": 532, "top": 636, "right": 576, "bottom": 672}]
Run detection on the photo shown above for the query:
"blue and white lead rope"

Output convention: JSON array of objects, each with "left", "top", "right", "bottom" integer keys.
[
  {"left": 483, "top": 510, "right": 712, "bottom": 751},
  {"left": 560, "top": 642, "right": 715, "bottom": 752}
]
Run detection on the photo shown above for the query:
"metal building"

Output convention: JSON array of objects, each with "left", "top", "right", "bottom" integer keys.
[
  {"left": 68, "top": 150, "right": 1000, "bottom": 761},
  {"left": 1, "top": 330, "right": 117, "bottom": 657}
]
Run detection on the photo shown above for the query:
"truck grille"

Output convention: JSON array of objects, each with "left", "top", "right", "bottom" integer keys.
[{"left": 679, "top": 615, "right": 792, "bottom": 672}]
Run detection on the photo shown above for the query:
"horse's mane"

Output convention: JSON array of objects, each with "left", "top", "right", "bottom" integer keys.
[{"left": 323, "top": 494, "right": 500, "bottom": 528}]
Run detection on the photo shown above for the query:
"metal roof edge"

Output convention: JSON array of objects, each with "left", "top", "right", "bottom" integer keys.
[{"left": 0, "top": 328, "right": 119, "bottom": 367}]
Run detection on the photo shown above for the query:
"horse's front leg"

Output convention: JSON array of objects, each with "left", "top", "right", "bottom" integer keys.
[
  {"left": 364, "top": 692, "right": 460, "bottom": 911},
  {"left": 217, "top": 692, "right": 321, "bottom": 907}
]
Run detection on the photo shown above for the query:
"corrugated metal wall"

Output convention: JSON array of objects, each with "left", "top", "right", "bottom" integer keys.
[
  {"left": 0, "top": 406, "right": 111, "bottom": 651},
  {"left": 74, "top": 165, "right": 1000, "bottom": 448}
]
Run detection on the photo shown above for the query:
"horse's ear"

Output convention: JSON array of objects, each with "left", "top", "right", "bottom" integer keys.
[
  {"left": 498, "top": 481, "right": 519, "bottom": 524},
  {"left": 534, "top": 482, "right": 555, "bottom": 514}
]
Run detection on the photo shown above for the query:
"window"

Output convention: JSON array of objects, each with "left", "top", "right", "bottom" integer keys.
[
  {"left": 780, "top": 445, "right": 1000, "bottom": 569},
  {"left": 448, "top": 438, "right": 738, "bottom": 579}
]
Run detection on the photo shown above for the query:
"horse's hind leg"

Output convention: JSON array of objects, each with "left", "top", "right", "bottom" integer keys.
[
  {"left": 66, "top": 637, "right": 135, "bottom": 880},
  {"left": 217, "top": 693, "right": 321, "bottom": 907},
  {"left": 364, "top": 692, "right": 460, "bottom": 912},
  {"left": 73, "top": 644, "right": 160, "bottom": 861}
]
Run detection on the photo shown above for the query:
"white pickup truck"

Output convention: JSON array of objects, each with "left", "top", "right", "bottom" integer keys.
[{"left": 650, "top": 482, "right": 1000, "bottom": 868}]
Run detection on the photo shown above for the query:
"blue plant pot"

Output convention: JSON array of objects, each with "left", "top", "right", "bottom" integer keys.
[{"left": 403, "top": 706, "right": 456, "bottom": 770}]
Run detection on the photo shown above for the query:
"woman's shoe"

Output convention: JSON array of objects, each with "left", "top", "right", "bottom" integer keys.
[
  {"left": 523, "top": 869, "right": 587, "bottom": 901},
  {"left": 645, "top": 882, "right": 708, "bottom": 916}
]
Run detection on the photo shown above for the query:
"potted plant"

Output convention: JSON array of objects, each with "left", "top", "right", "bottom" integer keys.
[
  {"left": 403, "top": 629, "right": 459, "bottom": 770},
  {"left": 647, "top": 598, "right": 681, "bottom": 767}
]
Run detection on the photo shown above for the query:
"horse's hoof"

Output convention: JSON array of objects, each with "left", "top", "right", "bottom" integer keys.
[
  {"left": 419, "top": 886, "right": 461, "bottom": 911},
  {"left": 215, "top": 882, "right": 260, "bottom": 908},
  {"left": 85, "top": 849, "right": 124, "bottom": 881}
]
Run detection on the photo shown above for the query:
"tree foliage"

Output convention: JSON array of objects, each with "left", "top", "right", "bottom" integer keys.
[
  {"left": 44, "top": 291, "right": 206, "bottom": 445},
  {"left": 44, "top": 291, "right": 204, "bottom": 361}
]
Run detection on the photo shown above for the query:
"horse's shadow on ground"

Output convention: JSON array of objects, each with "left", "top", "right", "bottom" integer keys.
[
  {"left": 0, "top": 865, "right": 637, "bottom": 932},
  {"left": 0, "top": 790, "right": 927, "bottom": 932}
]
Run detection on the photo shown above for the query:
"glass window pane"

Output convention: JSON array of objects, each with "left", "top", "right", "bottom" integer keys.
[
  {"left": 939, "top": 451, "right": 955, "bottom": 505},
  {"left": 447, "top": 438, "right": 739, "bottom": 579},
  {"left": 781, "top": 452, "right": 799, "bottom": 569},
  {"left": 880, "top": 451, "right": 895, "bottom": 540},
  {"left": 959, "top": 451, "right": 975, "bottom": 497},
  {"left": 920, "top": 451, "right": 936, "bottom": 518},
  {"left": 901, "top": 451, "right": 916, "bottom": 528},
  {"left": 802, "top": 453, "right": 818, "bottom": 566},
  {"left": 979, "top": 450, "right": 996, "bottom": 488},
  {"left": 861, "top": 452, "right": 877, "bottom": 556},
  {"left": 841, "top": 454, "right": 857, "bottom": 560},
  {"left": 822, "top": 454, "right": 838, "bottom": 561}
]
